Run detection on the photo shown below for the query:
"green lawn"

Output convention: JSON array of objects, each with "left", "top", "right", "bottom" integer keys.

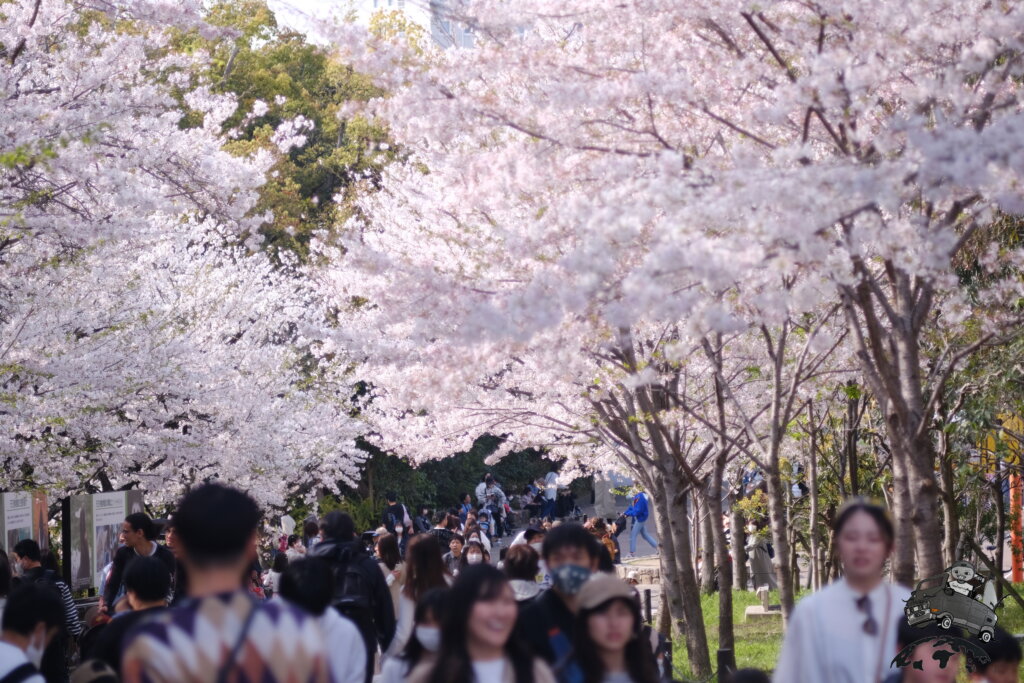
[{"left": 668, "top": 586, "right": 1024, "bottom": 682}]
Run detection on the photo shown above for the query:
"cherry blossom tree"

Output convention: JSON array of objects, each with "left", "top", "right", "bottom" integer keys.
[
  {"left": 1, "top": 0, "right": 366, "bottom": 508},
  {"left": 324, "top": 0, "right": 1024, "bottom": 595}
]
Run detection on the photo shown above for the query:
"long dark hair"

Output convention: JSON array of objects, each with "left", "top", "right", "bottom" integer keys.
[
  {"left": 377, "top": 533, "right": 401, "bottom": 571},
  {"left": 399, "top": 587, "right": 449, "bottom": 669},
  {"left": 427, "top": 564, "right": 534, "bottom": 683},
  {"left": 574, "top": 596, "right": 659, "bottom": 683},
  {"left": 403, "top": 534, "right": 449, "bottom": 601}
]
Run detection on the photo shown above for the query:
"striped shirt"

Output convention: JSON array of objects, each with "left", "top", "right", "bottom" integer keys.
[{"left": 122, "top": 590, "right": 333, "bottom": 683}]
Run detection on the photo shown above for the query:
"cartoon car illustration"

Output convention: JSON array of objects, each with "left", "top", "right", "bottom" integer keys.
[{"left": 905, "top": 574, "right": 997, "bottom": 642}]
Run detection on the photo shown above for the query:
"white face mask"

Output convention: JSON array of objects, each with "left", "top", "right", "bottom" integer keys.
[
  {"left": 529, "top": 542, "right": 543, "bottom": 553},
  {"left": 466, "top": 553, "right": 483, "bottom": 565},
  {"left": 26, "top": 631, "right": 45, "bottom": 669},
  {"left": 415, "top": 626, "right": 441, "bottom": 652}
]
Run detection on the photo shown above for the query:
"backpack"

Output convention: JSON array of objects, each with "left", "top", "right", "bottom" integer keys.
[{"left": 325, "top": 544, "right": 377, "bottom": 648}]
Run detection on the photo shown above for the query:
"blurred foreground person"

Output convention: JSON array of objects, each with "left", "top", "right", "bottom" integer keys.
[
  {"left": 883, "top": 621, "right": 959, "bottom": 683},
  {"left": 774, "top": 499, "right": 910, "bottom": 683},
  {"left": 378, "top": 588, "right": 448, "bottom": 683},
  {"left": 121, "top": 483, "right": 332, "bottom": 683},
  {"left": 0, "top": 584, "right": 64, "bottom": 683},
  {"left": 969, "top": 625, "right": 1020, "bottom": 683},
  {"left": 573, "top": 573, "right": 659, "bottom": 683},
  {"left": 407, "top": 564, "right": 554, "bottom": 683},
  {"left": 278, "top": 557, "right": 365, "bottom": 683}
]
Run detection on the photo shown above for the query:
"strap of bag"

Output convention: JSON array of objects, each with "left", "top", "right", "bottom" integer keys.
[
  {"left": 0, "top": 663, "right": 40, "bottom": 683},
  {"left": 215, "top": 599, "right": 259, "bottom": 683}
]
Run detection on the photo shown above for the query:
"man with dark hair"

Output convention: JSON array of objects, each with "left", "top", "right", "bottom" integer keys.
[
  {"left": 514, "top": 522, "right": 603, "bottom": 672},
  {"left": 12, "top": 539, "right": 82, "bottom": 682},
  {"left": 312, "top": 511, "right": 395, "bottom": 683},
  {"left": 884, "top": 620, "right": 962, "bottom": 682},
  {"left": 121, "top": 483, "right": 332, "bottom": 683},
  {"left": 0, "top": 583, "right": 64, "bottom": 683},
  {"left": 86, "top": 557, "right": 170, "bottom": 675},
  {"left": 969, "top": 625, "right": 1021, "bottom": 683},
  {"left": 381, "top": 492, "right": 411, "bottom": 553},
  {"left": 100, "top": 512, "right": 175, "bottom": 614},
  {"left": 278, "top": 558, "right": 366, "bottom": 683}
]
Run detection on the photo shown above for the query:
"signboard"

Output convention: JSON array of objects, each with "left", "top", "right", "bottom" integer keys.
[
  {"left": 62, "top": 491, "right": 144, "bottom": 591},
  {"left": 0, "top": 491, "right": 48, "bottom": 557}
]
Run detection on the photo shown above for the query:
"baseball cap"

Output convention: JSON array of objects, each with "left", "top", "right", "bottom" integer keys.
[{"left": 578, "top": 573, "right": 636, "bottom": 611}]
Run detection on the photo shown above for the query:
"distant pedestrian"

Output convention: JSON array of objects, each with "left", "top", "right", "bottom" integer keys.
[
  {"left": 623, "top": 491, "right": 658, "bottom": 558},
  {"left": 100, "top": 513, "right": 176, "bottom": 615},
  {"left": 375, "top": 533, "right": 405, "bottom": 619},
  {"left": 503, "top": 545, "right": 541, "bottom": 604},
  {"left": 443, "top": 535, "right": 465, "bottom": 577},
  {"left": 382, "top": 492, "right": 413, "bottom": 551},
  {"left": 542, "top": 469, "right": 558, "bottom": 521}
]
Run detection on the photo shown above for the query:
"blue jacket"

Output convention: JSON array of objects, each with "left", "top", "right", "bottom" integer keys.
[{"left": 624, "top": 492, "right": 650, "bottom": 522}]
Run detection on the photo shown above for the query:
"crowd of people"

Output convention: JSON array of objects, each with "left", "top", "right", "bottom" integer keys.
[{"left": 0, "top": 483, "right": 1020, "bottom": 683}]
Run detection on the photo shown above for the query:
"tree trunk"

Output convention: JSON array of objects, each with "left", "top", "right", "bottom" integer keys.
[
  {"left": 939, "top": 451, "right": 959, "bottom": 568},
  {"left": 708, "top": 465, "right": 734, "bottom": 652},
  {"left": 992, "top": 474, "right": 1006, "bottom": 602},
  {"left": 907, "top": 437, "right": 945, "bottom": 579},
  {"left": 765, "top": 467, "right": 795, "bottom": 622},
  {"left": 809, "top": 450, "right": 821, "bottom": 591},
  {"left": 661, "top": 470, "right": 712, "bottom": 679},
  {"left": 732, "top": 504, "right": 748, "bottom": 591},
  {"left": 700, "top": 489, "right": 715, "bottom": 594},
  {"left": 847, "top": 386, "right": 859, "bottom": 497},
  {"left": 889, "top": 444, "right": 917, "bottom": 584}
]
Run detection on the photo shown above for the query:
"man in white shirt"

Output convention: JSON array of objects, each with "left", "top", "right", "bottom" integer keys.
[{"left": 0, "top": 583, "right": 64, "bottom": 683}]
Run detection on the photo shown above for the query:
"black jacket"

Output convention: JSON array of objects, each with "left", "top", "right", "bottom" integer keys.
[
  {"left": 514, "top": 588, "right": 575, "bottom": 664},
  {"left": 311, "top": 538, "right": 396, "bottom": 650},
  {"left": 102, "top": 543, "right": 176, "bottom": 608}
]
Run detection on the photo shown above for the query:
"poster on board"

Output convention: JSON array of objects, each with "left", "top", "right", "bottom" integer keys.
[
  {"left": 0, "top": 491, "right": 48, "bottom": 554},
  {"left": 62, "top": 491, "right": 145, "bottom": 591}
]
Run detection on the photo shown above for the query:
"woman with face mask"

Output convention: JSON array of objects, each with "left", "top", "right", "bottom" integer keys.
[
  {"left": 407, "top": 564, "right": 555, "bottom": 683},
  {"left": 774, "top": 499, "right": 912, "bottom": 683},
  {"left": 383, "top": 535, "right": 452, "bottom": 660},
  {"left": 460, "top": 542, "right": 488, "bottom": 572},
  {"left": 377, "top": 588, "right": 448, "bottom": 683},
  {"left": 573, "top": 574, "right": 660, "bottom": 683}
]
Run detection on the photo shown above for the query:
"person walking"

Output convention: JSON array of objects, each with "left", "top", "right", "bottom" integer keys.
[
  {"left": 443, "top": 535, "right": 465, "bottom": 577},
  {"left": 84, "top": 556, "right": 171, "bottom": 676},
  {"left": 406, "top": 564, "right": 555, "bottom": 683},
  {"left": 573, "top": 573, "right": 661, "bottom": 683},
  {"left": 99, "top": 513, "right": 176, "bottom": 615},
  {"left": 384, "top": 535, "right": 451, "bottom": 661},
  {"left": 503, "top": 545, "right": 542, "bottom": 604},
  {"left": 773, "top": 499, "right": 911, "bottom": 683},
  {"left": 515, "top": 524, "right": 603, "bottom": 677},
  {"left": 542, "top": 470, "right": 558, "bottom": 521},
  {"left": 0, "top": 584, "right": 64, "bottom": 683},
  {"left": 382, "top": 492, "right": 413, "bottom": 552},
  {"left": 312, "top": 511, "right": 396, "bottom": 683},
  {"left": 121, "top": 483, "right": 333, "bottom": 683},
  {"left": 623, "top": 491, "right": 658, "bottom": 559},
  {"left": 375, "top": 533, "right": 405, "bottom": 619},
  {"left": 278, "top": 557, "right": 366, "bottom": 683},
  {"left": 378, "top": 588, "right": 448, "bottom": 683},
  {"left": 12, "top": 539, "right": 82, "bottom": 682}
]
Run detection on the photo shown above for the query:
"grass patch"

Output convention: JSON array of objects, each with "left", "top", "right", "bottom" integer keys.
[{"left": 668, "top": 585, "right": 1024, "bottom": 682}]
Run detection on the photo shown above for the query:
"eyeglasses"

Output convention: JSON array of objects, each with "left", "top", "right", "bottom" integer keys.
[{"left": 856, "top": 595, "right": 878, "bottom": 635}]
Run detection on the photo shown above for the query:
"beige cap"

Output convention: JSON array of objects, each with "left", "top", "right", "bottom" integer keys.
[{"left": 578, "top": 573, "right": 637, "bottom": 611}]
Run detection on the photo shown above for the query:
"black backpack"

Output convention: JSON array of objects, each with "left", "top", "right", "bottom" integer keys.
[{"left": 325, "top": 544, "right": 376, "bottom": 646}]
